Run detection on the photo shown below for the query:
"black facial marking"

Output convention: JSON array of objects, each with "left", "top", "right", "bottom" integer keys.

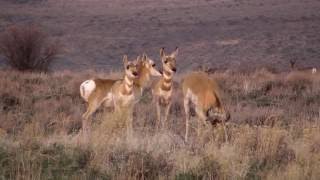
[{"left": 133, "top": 72, "right": 138, "bottom": 76}]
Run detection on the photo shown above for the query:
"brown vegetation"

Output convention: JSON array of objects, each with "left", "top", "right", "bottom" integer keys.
[
  {"left": 0, "top": 25, "right": 60, "bottom": 72},
  {"left": 0, "top": 69, "right": 320, "bottom": 179}
]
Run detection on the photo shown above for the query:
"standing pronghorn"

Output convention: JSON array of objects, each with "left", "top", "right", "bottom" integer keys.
[
  {"left": 81, "top": 55, "right": 139, "bottom": 132},
  {"left": 290, "top": 60, "right": 317, "bottom": 74},
  {"left": 132, "top": 53, "right": 162, "bottom": 98},
  {"left": 182, "top": 72, "right": 230, "bottom": 142},
  {"left": 80, "top": 54, "right": 161, "bottom": 131},
  {"left": 152, "top": 47, "right": 178, "bottom": 129},
  {"left": 110, "top": 55, "right": 140, "bottom": 135}
]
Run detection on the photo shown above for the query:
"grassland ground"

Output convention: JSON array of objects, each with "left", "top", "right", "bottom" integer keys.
[{"left": 0, "top": 69, "right": 320, "bottom": 179}]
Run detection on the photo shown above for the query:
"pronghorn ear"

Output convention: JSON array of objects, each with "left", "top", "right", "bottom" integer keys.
[
  {"left": 160, "top": 47, "right": 165, "bottom": 58},
  {"left": 123, "top": 55, "right": 128, "bottom": 66},
  {"left": 171, "top": 47, "right": 179, "bottom": 58}
]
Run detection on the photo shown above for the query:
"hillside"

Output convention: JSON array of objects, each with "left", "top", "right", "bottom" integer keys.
[
  {"left": 1, "top": 0, "right": 320, "bottom": 179},
  {"left": 0, "top": 0, "right": 319, "bottom": 71}
]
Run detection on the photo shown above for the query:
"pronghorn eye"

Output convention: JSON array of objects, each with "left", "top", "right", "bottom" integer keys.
[
  {"left": 152, "top": 64, "right": 155, "bottom": 67},
  {"left": 126, "top": 66, "right": 129, "bottom": 70},
  {"left": 164, "top": 60, "right": 168, "bottom": 64}
]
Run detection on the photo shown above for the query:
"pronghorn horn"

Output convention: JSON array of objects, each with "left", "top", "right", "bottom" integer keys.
[
  {"left": 171, "top": 47, "right": 179, "bottom": 58},
  {"left": 123, "top": 55, "right": 128, "bottom": 65},
  {"left": 142, "top": 53, "right": 147, "bottom": 61},
  {"left": 160, "top": 47, "right": 165, "bottom": 57}
]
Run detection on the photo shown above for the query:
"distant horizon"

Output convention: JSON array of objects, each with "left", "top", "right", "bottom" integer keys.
[{"left": 0, "top": 0, "right": 319, "bottom": 72}]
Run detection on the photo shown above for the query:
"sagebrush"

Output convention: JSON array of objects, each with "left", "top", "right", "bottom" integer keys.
[{"left": 0, "top": 25, "right": 59, "bottom": 72}]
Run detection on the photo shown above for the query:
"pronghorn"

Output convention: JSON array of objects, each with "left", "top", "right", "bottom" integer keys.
[
  {"left": 110, "top": 55, "right": 140, "bottom": 135},
  {"left": 132, "top": 53, "right": 162, "bottom": 98},
  {"left": 152, "top": 47, "right": 178, "bottom": 129},
  {"left": 80, "top": 54, "right": 161, "bottom": 130},
  {"left": 182, "top": 71, "right": 230, "bottom": 142},
  {"left": 290, "top": 60, "right": 317, "bottom": 74}
]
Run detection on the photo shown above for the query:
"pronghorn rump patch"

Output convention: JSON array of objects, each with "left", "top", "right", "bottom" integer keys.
[{"left": 80, "top": 80, "right": 96, "bottom": 102}]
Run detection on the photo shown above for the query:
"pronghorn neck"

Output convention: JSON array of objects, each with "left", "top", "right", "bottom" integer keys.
[
  {"left": 161, "top": 69, "right": 173, "bottom": 91},
  {"left": 122, "top": 75, "right": 134, "bottom": 95},
  {"left": 134, "top": 65, "right": 150, "bottom": 88}
]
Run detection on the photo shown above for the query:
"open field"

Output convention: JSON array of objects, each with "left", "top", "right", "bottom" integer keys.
[
  {"left": 0, "top": 0, "right": 320, "bottom": 71},
  {"left": 1, "top": 69, "right": 320, "bottom": 179},
  {"left": 1, "top": 0, "right": 320, "bottom": 179}
]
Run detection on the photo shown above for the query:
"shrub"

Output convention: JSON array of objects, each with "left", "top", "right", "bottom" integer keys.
[
  {"left": 108, "top": 149, "right": 171, "bottom": 179},
  {"left": 0, "top": 25, "right": 60, "bottom": 72},
  {"left": 4, "top": 0, "right": 48, "bottom": 5},
  {"left": 0, "top": 141, "right": 109, "bottom": 180}
]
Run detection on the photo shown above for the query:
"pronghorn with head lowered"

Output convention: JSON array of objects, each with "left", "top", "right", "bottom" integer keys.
[
  {"left": 80, "top": 54, "right": 161, "bottom": 131},
  {"left": 152, "top": 47, "right": 178, "bottom": 129},
  {"left": 182, "top": 71, "right": 230, "bottom": 142}
]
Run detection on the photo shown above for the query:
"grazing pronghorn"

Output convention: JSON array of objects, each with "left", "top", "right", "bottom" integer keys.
[
  {"left": 80, "top": 54, "right": 161, "bottom": 130},
  {"left": 290, "top": 60, "right": 317, "bottom": 74},
  {"left": 182, "top": 72, "right": 230, "bottom": 142},
  {"left": 152, "top": 47, "right": 178, "bottom": 129}
]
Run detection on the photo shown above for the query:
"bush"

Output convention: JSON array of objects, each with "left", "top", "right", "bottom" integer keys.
[
  {"left": 0, "top": 141, "right": 109, "bottom": 180},
  {"left": 5, "top": 0, "right": 47, "bottom": 4},
  {"left": 108, "top": 149, "right": 171, "bottom": 179},
  {"left": 0, "top": 25, "right": 60, "bottom": 72}
]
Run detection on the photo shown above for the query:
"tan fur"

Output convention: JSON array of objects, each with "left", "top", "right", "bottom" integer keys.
[
  {"left": 82, "top": 79, "right": 116, "bottom": 118},
  {"left": 152, "top": 47, "right": 178, "bottom": 129},
  {"left": 81, "top": 54, "right": 161, "bottom": 132},
  {"left": 182, "top": 71, "right": 230, "bottom": 142},
  {"left": 110, "top": 56, "right": 140, "bottom": 135},
  {"left": 133, "top": 54, "right": 162, "bottom": 100}
]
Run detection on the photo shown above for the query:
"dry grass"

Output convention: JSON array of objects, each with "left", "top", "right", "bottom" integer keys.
[
  {"left": 0, "top": 25, "right": 60, "bottom": 72},
  {"left": 0, "top": 69, "right": 320, "bottom": 179}
]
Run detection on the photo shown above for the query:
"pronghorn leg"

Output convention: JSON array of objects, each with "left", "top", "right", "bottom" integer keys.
[
  {"left": 82, "top": 98, "right": 102, "bottom": 132},
  {"left": 195, "top": 107, "right": 207, "bottom": 138},
  {"left": 222, "top": 120, "right": 228, "bottom": 143},
  {"left": 184, "top": 98, "right": 190, "bottom": 142},
  {"left": 126, "top": 107, "right": 134, "bottom": 137},
  {"left": 156, "top": 99, "right": 161, "bottom": 130},
  {"left": 163, "top": 102, "right": 172, "bottom": 129},
  {"left": 113, "top": 98, "right": 121, "bottom": 113}
]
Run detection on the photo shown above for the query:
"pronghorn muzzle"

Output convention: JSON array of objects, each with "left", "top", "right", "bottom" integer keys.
[
  {"left": 132, "top": 71, "right": 138, "bottom": 77},
  {"left": 206, "top": 108, "right": 231, "bottom": 125}
]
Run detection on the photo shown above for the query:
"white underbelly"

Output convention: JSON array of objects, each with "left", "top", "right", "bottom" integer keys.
[
  {"left": 185, "top": 89, "right": 199, "bottom": 106},
  {"left": 102, "top": 92, "right": 113, "bottom": 107},
  {"left": 113, "top": 93, "right": 135, "bottom": 107},
  {"left": 159, "top": 89, "right": 172, "bottom": 100},
  {"left": 121, "top": 95, "right": 135, "bottom": 106}
]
